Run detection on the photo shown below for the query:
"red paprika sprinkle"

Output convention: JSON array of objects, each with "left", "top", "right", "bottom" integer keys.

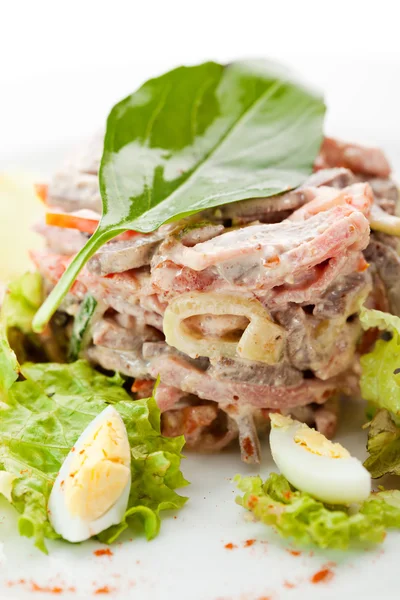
[
  {"left": 244, "top": 539, "right": 255, "bottom": 547},
  {"left": 311, "top": 568, "right": 334, "bottom": 584},
  {"left": 93, "top": 548, "right": 113, "bottom": 557},
  {"left": 284, "top": 581, "right": 295, "bottom": 589},
  {"left": 31, "top": 582, "right": 64, "bottom": 594},
  {"left": 287, "top": 549, "right": 301, "bottom": 556},
  {"left": 242, "top": 436, "right": 254, "bottom": 458},
  {"left": 94, "top": 586, "right": 112, "bottom": 594},
  {"left": 247, "top": 494, "right": 259, "bottom": 509},
  {"left": 224, "top": 543, "right": 237, "bottom": 550}
]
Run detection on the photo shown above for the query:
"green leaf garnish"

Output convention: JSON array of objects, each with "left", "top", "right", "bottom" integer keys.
[
  {"left": 364, "top": 409, "right": 400, "bottom": 478},
  {"left": 1, "top": 271, "right": 42, "bottom": 333},
  {"left": 0, "top": 330, "right": 188, "bottom": 552},
  {"left": 32, "top": 59, "right": 325, "bottom": 330},
  {"left": 236, "top": 473, "right": 400, "bottom": 549},
  {"left": 359, "top": 308, "right": 400, "bottom": 415}
]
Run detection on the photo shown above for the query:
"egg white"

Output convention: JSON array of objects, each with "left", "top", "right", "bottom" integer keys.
[
  {"left": 270, "top": 417, "right": 371, "bottom": 505},
  {"left": 48, "top": 406, "right": 131, "bottom": 543}
]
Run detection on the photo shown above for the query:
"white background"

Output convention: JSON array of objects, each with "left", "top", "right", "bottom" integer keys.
[
  {"left": 1, "top": 0, "right": 400, "bottom": 172},
  {"left": 1, "top": 3, "right": 400, "bottom": 599}
]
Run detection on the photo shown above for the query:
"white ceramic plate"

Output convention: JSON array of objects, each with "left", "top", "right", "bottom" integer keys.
[
  {"left": 1, "top": 62, "right": 400, "bottom": 599},
  {"left": 0, "top": 399, "right": 397, "bottom": 600}
]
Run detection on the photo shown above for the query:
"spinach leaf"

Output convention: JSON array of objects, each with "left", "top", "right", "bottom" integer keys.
[{"left": 33, "top": 59, "right": 325, "bottom": 331}]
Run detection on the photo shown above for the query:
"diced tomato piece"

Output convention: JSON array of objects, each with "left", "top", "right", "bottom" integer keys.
[
  {"left": 34, "top": 183, "right": 48, "bottom": 204},
  {"left": 45, "top": 211, "right": 100, "bottom": 234}
]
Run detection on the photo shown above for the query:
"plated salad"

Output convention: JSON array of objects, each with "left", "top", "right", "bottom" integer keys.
[{"left": 2, "top": 59, "right": 400, "bottom": 552}]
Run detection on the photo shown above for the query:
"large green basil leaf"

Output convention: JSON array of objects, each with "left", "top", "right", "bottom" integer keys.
[{"left": 33, "top": 59, "right": 325, "bottom": 330}]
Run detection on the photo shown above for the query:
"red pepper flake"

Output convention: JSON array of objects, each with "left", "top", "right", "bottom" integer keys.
[
  {"left": 94, "top": 586, "right": 112, "bottom": 594},
  {"left": 247, "top": 494, "right": 259, "bottom": 509},
  {"left": 79, "top": 449, "right": 85, "bottom": 455},
  {"left": 287, "top": 549, "right": 301, "bottom": 556},
  {"left": 264, "top": 255, "right": 280, "bottom": 267},
  {"left": 310, "top": 568, "right": 334, "bottom": 584},
  {"left": 224, "top": 543, "right": 237, "bottom": 550},
  {"left": 19, "top": 469, "right": 29, "bottom": 474},
  {"left": 283, "top": 490, "right": 293, "bottom": 499},
  {"left": 242, "top": 436, "right": 254, "bottom": 458},
  {"left": 244, "top": 539, "right": 256, "bottom": 547},
  {"left": 93, "top": 548, "right": 113, "bottom": 557},
  {"left": 71, "top": 447, "right": 75, "bottom": 452}
]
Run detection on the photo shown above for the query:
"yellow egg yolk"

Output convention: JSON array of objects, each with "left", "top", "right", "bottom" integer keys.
[
  {"left": 65, "top": 413, "right": 131, "bottom": 521},
  {"left": 294, "top": 425, "right": 350, "bottom": 459},
  {"left": 270, "top": 413, "right": 350, "bottom": 459}
]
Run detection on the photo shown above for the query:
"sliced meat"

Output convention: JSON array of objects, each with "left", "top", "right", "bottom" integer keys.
[
  {"left": 152, "top": 205, "right": 370, "bottom": 297},
  {"left": 215, "top": 187, "right": 318, "bottom": 224},
  {"left": 364, "top": 239, "right": 400, "bottom": 316},
  {"left": 179, "top": 223, "right": 225, "bottom": 246},
  {"left": 313, "top": 271, "right": 372, "bottom": 319},
  {"left": 46, "top": 133, "right": 104, "bottom": 211},
  {"left": 224, "top": 406, "right": 261, "bottom": 463},
  {"left": 87, "top": 233, "right": 163, "bottom": 275},
  {"left": 304, "top": 167, "right": 358, "bottom": 189},
  {"left": 288, "top": 183, "right": 373, "bottom": 222},
  {"left": 86, "top": 344, "right": 149, "bottom": 378},
  {"left": 368, "top": 177, "right": 399, "bottom": 208},
  {"left": 143, "top": 341, "right": 210, "bottom": 371},
  {"left": 214, "top": 170, "right": 358, "bottom": 226},
  {"left": 47, "top": 171, "right": 102, "bottom": 212},
  {"left": 315, "top": 137, "right": 391, "bottom": 178},
  {"left": 275, "top": 299, "right": 364, "bottom": 380},
  {"left": 30, "top": 250, "right": 164, "bottom": 328},
  {"left": 265, "top": 251, "right": 364, "bottom": 308},
  {"left": 148, "top": 353, "right": 339, "bottom": 410},
  {"left": 208, "top": 357, "right": 303, "bottom": 387},
  {"left": 92, "top": 317, "right": 161, "bottom": 350},
  {"left": 34, "top": 223, "right": 88, "bottom": 256},
  {"left": 161, "top": 404, "right": 238, "bottom": 452},
  {"left": 155, "top": 384, "right": 188, "bottom": 411}
]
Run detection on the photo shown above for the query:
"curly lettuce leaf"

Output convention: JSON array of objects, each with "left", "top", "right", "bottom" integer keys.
[
  {"left": 235, "top": 473, "right": 400, "bottom": 549},
  {"left": 359, "top": 308, "right": 400, "bottom": 415},
  {"left": 364, "top": 409, "right": 400, "bottom": 478},
  {"left": 22, "top": 359, "right": 129, "bottom": 405},
  {"left": 0, "top": 331, "right": 187, "bottom": 552}
]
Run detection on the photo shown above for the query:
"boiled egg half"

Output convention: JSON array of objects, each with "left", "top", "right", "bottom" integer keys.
[
  {"left": 269, "top": 413, "right": 371, "bottom": 505},
  {"left": 48, "top": 406, "right": 131, "bottom": 542}
]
